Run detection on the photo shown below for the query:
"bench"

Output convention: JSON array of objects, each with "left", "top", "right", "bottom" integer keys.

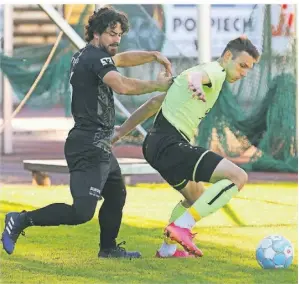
[
  {"left": 23, "top": 159, "right": 245, "bottom": 226},
  {"left": 23, "top": 158, "right": 158, "bottom": 186}
]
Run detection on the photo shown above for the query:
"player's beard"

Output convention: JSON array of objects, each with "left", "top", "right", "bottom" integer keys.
[{"left": 107, "top": 44, "right": 119, "bottom": 56}]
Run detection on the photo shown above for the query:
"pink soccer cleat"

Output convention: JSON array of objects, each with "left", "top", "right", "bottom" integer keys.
[
  {"left": 155, "top": 248, "right": 196, "bottom": 258},
  {"left": 164, "top": 222, "right": 203, "bottom": 257}
]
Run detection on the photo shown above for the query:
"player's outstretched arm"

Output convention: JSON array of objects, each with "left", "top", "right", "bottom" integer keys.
[
  {"left": 103, "top": 70, "right": 172, "bottom": 95},
  {"left": 112, "top": 93, "right": 166, "bottom": 144},
  {"left": 113, "top": 51, "right": 172, "bottom": 75}
]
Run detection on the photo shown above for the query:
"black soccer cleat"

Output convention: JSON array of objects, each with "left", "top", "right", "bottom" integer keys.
[
  {"left": 98, "top": 241, "right": 141, "bottom": 259},
  {"left": 1, "top": 211, "right": 28, "bottom": 255}
]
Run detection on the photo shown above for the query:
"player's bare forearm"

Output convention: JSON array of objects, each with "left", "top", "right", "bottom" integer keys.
[
  {"left": 113, "top": 51, "right": 172, "bottom": 75},
  {"left": 103, "top": 70, "right": 172, "bottom": 95},
  {"left": 121, "top": 77, "right": 169, "bottom": 95},
  {"left": 113, "top": 51, "right": 158, "bottom": 67},
  {"left": 117, "top": 93, "right": 166, "bottom": 139}
]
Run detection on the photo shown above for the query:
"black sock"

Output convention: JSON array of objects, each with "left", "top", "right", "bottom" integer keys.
[
  {"left": 98, "top": 201, "right": 123, "bottom": 250},
  {"left": 26, "top": 203, "right": 77, "bottom": 226},
  {"left": 26, "top": 197, "right": 98, "bottom": 227},
  {"left": 98, "top": 179, "right": 127, "bottom": 251}
]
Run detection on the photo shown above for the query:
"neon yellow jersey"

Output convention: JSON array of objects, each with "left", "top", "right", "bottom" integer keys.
[{"left": 161, "top": 61, "right": 226, "bottom": 141}]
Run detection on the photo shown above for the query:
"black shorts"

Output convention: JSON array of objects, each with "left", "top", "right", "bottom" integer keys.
[
  {"left": 64, "top": 128, "right": 124, "bottom": 200},
  {"left": 142, "top": 112, "right": 223, "bottom": 190}
]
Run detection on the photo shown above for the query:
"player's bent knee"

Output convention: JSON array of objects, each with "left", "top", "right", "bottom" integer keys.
[
  {"left": 72, "top": 197, "right": 97, "bottom": 224},
  {"left": 103, "top": 184, "right": 127, "bottom": 209},
  {"left": 240, "top": 169, "right": 248, "bottom": 189},
  {"left": 210, "top": 158, "right": 247, "bottom": 190},
  {"left": 231, "top": 168, "right": 248, "bottom": 191},
  {"left": 74, "top": 209, "right": 94, "bottom": 224}
]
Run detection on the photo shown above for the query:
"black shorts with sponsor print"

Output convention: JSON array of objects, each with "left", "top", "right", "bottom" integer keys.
[
  {"left": 64, "top": 128, "right": 124, "bottom": 200},
  {"left": 142, "top": 111, "right": 223, "bottom": 190}
]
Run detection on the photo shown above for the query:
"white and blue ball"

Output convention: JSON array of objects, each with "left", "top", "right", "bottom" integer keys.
[{"left": 256, "top": 235, "right": 294, "bottom": 269}]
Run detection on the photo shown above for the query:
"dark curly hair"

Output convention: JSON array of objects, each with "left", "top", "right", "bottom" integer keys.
[
  {"left": 85, "top": 6, "right": 129, "bottom": 42},
  {"left": 221, "top": 37, "right": 260, "bottom": 60}
]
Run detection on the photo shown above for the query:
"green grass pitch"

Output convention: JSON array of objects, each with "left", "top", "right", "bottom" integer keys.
[{"left": 0, "top": 183, "right": 297, "bottom": 283}]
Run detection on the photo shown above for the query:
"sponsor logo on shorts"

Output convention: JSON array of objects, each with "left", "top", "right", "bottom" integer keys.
[{"left": 89, "top": 186, "right": 102, "bottom": 198}]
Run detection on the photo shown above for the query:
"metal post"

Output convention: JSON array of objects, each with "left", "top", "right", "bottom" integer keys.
[
  {"left": 2, "top": 4, "right": 13, "bottom": 154},
  {"left": 197, "top": 4, "right": 211, "bottom": 64}
]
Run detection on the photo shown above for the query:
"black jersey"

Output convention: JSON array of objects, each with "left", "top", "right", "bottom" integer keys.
[{"left": 69, "top": 44, "right": 118, "bottom": 134}]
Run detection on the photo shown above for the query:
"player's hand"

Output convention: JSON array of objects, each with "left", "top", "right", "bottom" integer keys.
[
  {"left": 112, "top": 125, "right": 122, "bottom": 144},
  {"left": 156, "top": 70, "right": 173, "bottom": 91},
  {"left": 188, "top": 72, "right": 206, "bottom": 102},
  {"left": 190, "top": 85, "right": 206, "bottom": 102},
  {"left": 155, "top": 52, "right": 172, "bottom": 76}
]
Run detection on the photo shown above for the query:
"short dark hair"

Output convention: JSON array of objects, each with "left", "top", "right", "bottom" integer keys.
[
  {"left": 85, "top": 6, "right": 129, "bottom": 42},
  {"left": 221, "top": 37, "right": 260, "bottom": 60}
]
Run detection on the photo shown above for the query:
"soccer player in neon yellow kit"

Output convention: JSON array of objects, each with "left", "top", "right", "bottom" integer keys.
[{"left": 113, "top": 36, "right": 260, "bottom": 257}]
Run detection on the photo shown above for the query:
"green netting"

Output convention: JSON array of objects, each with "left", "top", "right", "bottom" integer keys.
[
  {"left": 0, "top": 4, "right": 297, "bottom": 172},
  {"left": 0, "top": 43, "right": 73, "bottom": 110},
  {"left": 0, "top": 4, "right": 92, "bottom": 112},
  {"left": 197, "top": 70, "right": 297, "bottom": 172},
  {"left": 196, "top": 5, "right": 297, "bottom": 172}
]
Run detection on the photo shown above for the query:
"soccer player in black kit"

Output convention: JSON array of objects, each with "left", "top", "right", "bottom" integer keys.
[{"left": 1, "top": 6, "right": 172, "bottom": 258}]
